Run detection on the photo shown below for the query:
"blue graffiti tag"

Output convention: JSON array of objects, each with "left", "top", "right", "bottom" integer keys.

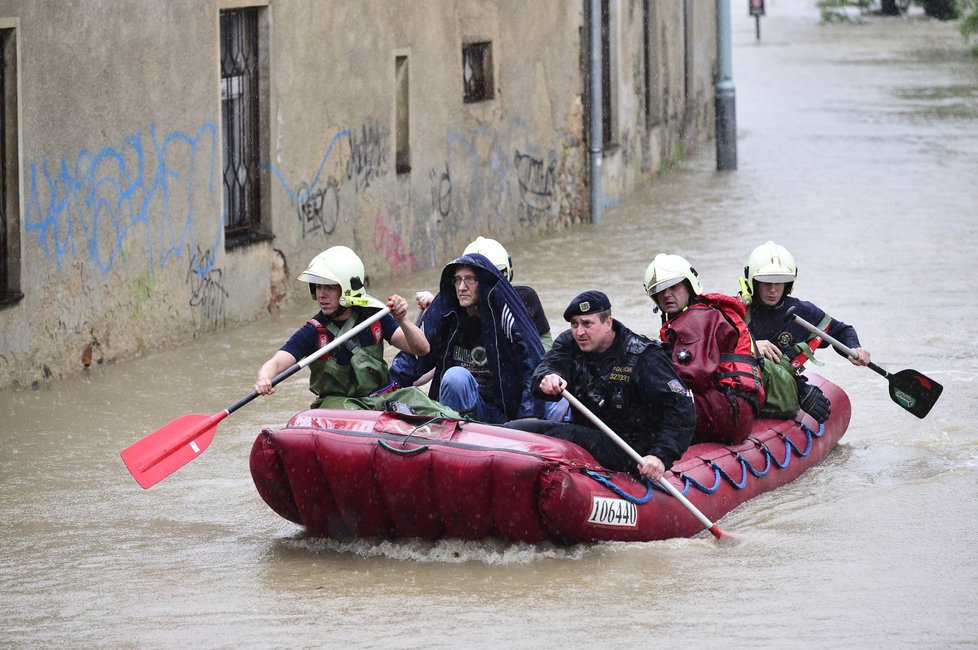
[
  {"left": 265, "top": 129, "right": 352, "bottom": 204},
  {"left": 25, "top": 122, "right": 222, "bottom": 275}
]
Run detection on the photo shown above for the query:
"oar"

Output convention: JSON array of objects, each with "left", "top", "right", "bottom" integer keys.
[
  {"left": 561, "top": 390, "right": 736, "bottom": 543},
  {"left": 785, "top": 307, "right": 942, "bottom": 419},
  {"left": 121, "top": 301, "right": 391, "bottom": 489}
]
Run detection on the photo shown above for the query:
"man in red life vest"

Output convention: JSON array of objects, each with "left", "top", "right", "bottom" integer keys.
[{"left": 644, "top": 254, "right": 764, "bottom": 445}]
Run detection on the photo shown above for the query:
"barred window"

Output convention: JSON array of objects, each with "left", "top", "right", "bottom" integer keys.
[
  {"left": 0, "top": 26, "right": 22, "bottom": 307},
  {"left": 220, "top": 8, "right": 266, "bottom": 248}
]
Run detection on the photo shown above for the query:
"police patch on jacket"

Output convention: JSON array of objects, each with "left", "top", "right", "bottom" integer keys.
[
  {"left": 668, "top": 379, "right": 687, "bottom": 394},
  {"left": 608, "top": 365, "right": 633, "bottom": 383}
]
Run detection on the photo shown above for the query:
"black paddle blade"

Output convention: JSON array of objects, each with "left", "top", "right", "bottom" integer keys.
[{"left": 888, "top": 369, "right": 943, "bottom": 419}]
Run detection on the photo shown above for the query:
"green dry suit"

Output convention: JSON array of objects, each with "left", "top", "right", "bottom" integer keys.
[{"left": 307, "top": 311, "right": 459, "bottom": 419}]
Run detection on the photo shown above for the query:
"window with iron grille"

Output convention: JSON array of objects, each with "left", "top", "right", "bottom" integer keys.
[
  {"left": 462, "top": 42, "right": 494, "bottom": 104},
  {"left": 0, "top": 27, "right": 22, "bottom": 308},
  {"left": 220, "top": 8, "right": 265, "bottom": 248},
  {"left": 395, "top": 55, "right": 410, "bottom": 174}
]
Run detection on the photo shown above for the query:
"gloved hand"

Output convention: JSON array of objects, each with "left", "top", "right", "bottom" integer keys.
[{"left": 797, "top": 379, "right": 831, "bottom": 423}]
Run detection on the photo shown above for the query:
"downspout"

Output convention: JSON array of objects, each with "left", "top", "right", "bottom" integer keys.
[
  {"left": 715, "top": 0, "right": 737, "bottom": 170},
  {"left": 589, "top": 0, "right": 603, "bottom": 224}
]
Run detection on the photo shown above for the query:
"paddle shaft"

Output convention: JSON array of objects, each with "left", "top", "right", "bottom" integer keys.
[
  {"left": 129, "top": 307, "right": 390, "bottom": 480},
  {"left": 786, "top": 306, "right": 942, "bottom": 418},
  {"left": 225, "top": 306, "right": 391, "bottom": 415},
  {"left": 787, "top": 311, "right": 890, "bottom": 379},
  {"left": 561, "top": 390, "right": 729, "bottom": 541}
]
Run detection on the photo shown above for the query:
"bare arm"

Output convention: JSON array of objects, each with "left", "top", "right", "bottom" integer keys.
[
  {"left": 255, "top": 350, "right": 298, "bottom": 395},
  {"left": 388, "top": 294, "right": 430, "bottom": 356}
]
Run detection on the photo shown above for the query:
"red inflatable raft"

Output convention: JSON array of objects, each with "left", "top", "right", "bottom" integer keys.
[{"left": 250, "top": 374, "right": 850, "bottom": 543}]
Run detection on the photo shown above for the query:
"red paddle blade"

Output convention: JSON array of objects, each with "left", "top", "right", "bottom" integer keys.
[{"left": 120, "top": 412, "right": 225, "bottom": 489}]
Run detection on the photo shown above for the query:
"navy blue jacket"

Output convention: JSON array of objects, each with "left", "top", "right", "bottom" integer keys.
[
  {"left": 390, "top": 253, "right": 546, "bottom": 420},
  {"left": 747, "top": 295, "right": 861, "bottom": 359}
]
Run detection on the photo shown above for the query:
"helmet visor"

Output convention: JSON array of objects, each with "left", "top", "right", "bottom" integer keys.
[
  {"left": 752, "top": 273, "right": 794, "bottom": 284},
  {"left": 647, "top": 276, "right": 684, "bottom": 298},
  {"left": 297, "top": 270, "right": 340, "bottom": 286}
]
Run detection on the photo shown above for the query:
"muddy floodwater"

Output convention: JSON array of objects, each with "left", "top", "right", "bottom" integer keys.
[{"left": 3, "top": 3, "right": 977, "bottom": 648}]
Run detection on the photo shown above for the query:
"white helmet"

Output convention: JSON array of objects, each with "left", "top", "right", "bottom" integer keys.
[
  {"left": 297, "top": 245, "right": 367, "bottom": 304},
  {"left": 643, "top": 253, "right": 703, "bottom": 298},
  {"left": 463, "top": 236, "right": 513, "bottom": 280},
  {"left": 745, "top": 241, "right": 797, "bottom": 294}
]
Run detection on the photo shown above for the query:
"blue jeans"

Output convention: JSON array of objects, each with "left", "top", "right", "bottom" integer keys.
[
  {"left": 544, "top": 397, "right": 572, "bottom": 422},
  {"left": 438, "top": 366, "right": 506, "bottom": 424},
  {"left": 438, "top": 366, "right": 571, "bottom": 423}
]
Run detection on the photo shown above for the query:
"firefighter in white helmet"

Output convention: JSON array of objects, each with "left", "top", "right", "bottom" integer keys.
[
  {"left": 736, "top": 241, "right": 871, "bottom": 424},
  {"left": 254, "top": 246, "right": 457, "bottom": 417},
  {"left": 740, "top": 241, "right": 870, "bottom": 368},
  {"left": 644, "top": 253, "right": 764, "bottom": 444}
]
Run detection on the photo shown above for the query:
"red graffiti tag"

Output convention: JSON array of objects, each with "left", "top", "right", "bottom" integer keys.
[{"left": 373, "top": 212, "right": 418, "bottom": 274}]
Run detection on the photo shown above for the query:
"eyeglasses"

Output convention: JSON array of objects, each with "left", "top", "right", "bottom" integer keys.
[{"left": 453, "top": 275, "right": 478, "bottom": 287}]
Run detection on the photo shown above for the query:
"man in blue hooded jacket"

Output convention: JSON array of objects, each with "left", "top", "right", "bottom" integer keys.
[{"left": 390, "top": 253, "right": 546, "bottom": 423}]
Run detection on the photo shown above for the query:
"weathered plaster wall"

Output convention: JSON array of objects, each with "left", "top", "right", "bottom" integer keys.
[
  {"left": 602, "top": 0, "right": 717, "bottom": 200},
  {"left": 0, "top": 0, "right": 717, "bottom": 389},
  {"left": 0, "top": 1, "right": 226, "bottom": 387}
]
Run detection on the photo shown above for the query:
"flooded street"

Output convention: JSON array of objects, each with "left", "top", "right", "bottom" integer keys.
[{"left": 3, "top": 3, "right": 978, "bottom": 647}]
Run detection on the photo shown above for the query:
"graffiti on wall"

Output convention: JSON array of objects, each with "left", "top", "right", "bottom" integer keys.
[
  {"left": 186, "top": 243, "right": 228, "bottom": 327},
  {"left": 268, "top": 129, "right": 350, "bottom": 207},
  {"left": 268, "top": 122, "right": 391, "bottom": 244},
  {"left": 25, "top": 122, "right": 223, "bottom": 275},
  {"left": 372, "top": 210, "right": 418, "bottom": 275},
  {"left": 275, "top": 120, "right": 571, "bottom": 274},
  {"left": 514, "top": 149, "right": 556, "bottom": 225},
  {"left": 438, "top": 125, "right": 569, "bottom": 237},
  {"left": 294, "top": 177, "right": 339, "bottom": 238},
  {"left": 346, "top": 122, "right": 389, "bottom": 193},
  {"left": 267, "top": 119, "right": 571, "bottom": 273},
  {"left": 445, "top": 126, "right": 511, "bottom": 232},
  {"left": 429, "top": 163, "right": 452, "bottom": 220}
]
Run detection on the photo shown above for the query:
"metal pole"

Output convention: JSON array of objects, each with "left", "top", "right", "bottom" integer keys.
[
  {"left": 589, "top": 0, "right": 603, "bottom": 224},
  {"left": 715, "top": 0, "right": 737, "bottom": 170}
]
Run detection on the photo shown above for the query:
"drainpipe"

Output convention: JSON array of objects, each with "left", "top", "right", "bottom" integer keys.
[
  {"left": 715, "top": 0, "right": 737, "bottom": 170},
  {"left": 589, "top": 0, "right": 603, "bottom": 224}
]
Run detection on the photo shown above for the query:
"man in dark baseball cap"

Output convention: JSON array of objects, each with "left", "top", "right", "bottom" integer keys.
[{"left": 507, "top": 289, "right": 696, "bottom": 481}]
